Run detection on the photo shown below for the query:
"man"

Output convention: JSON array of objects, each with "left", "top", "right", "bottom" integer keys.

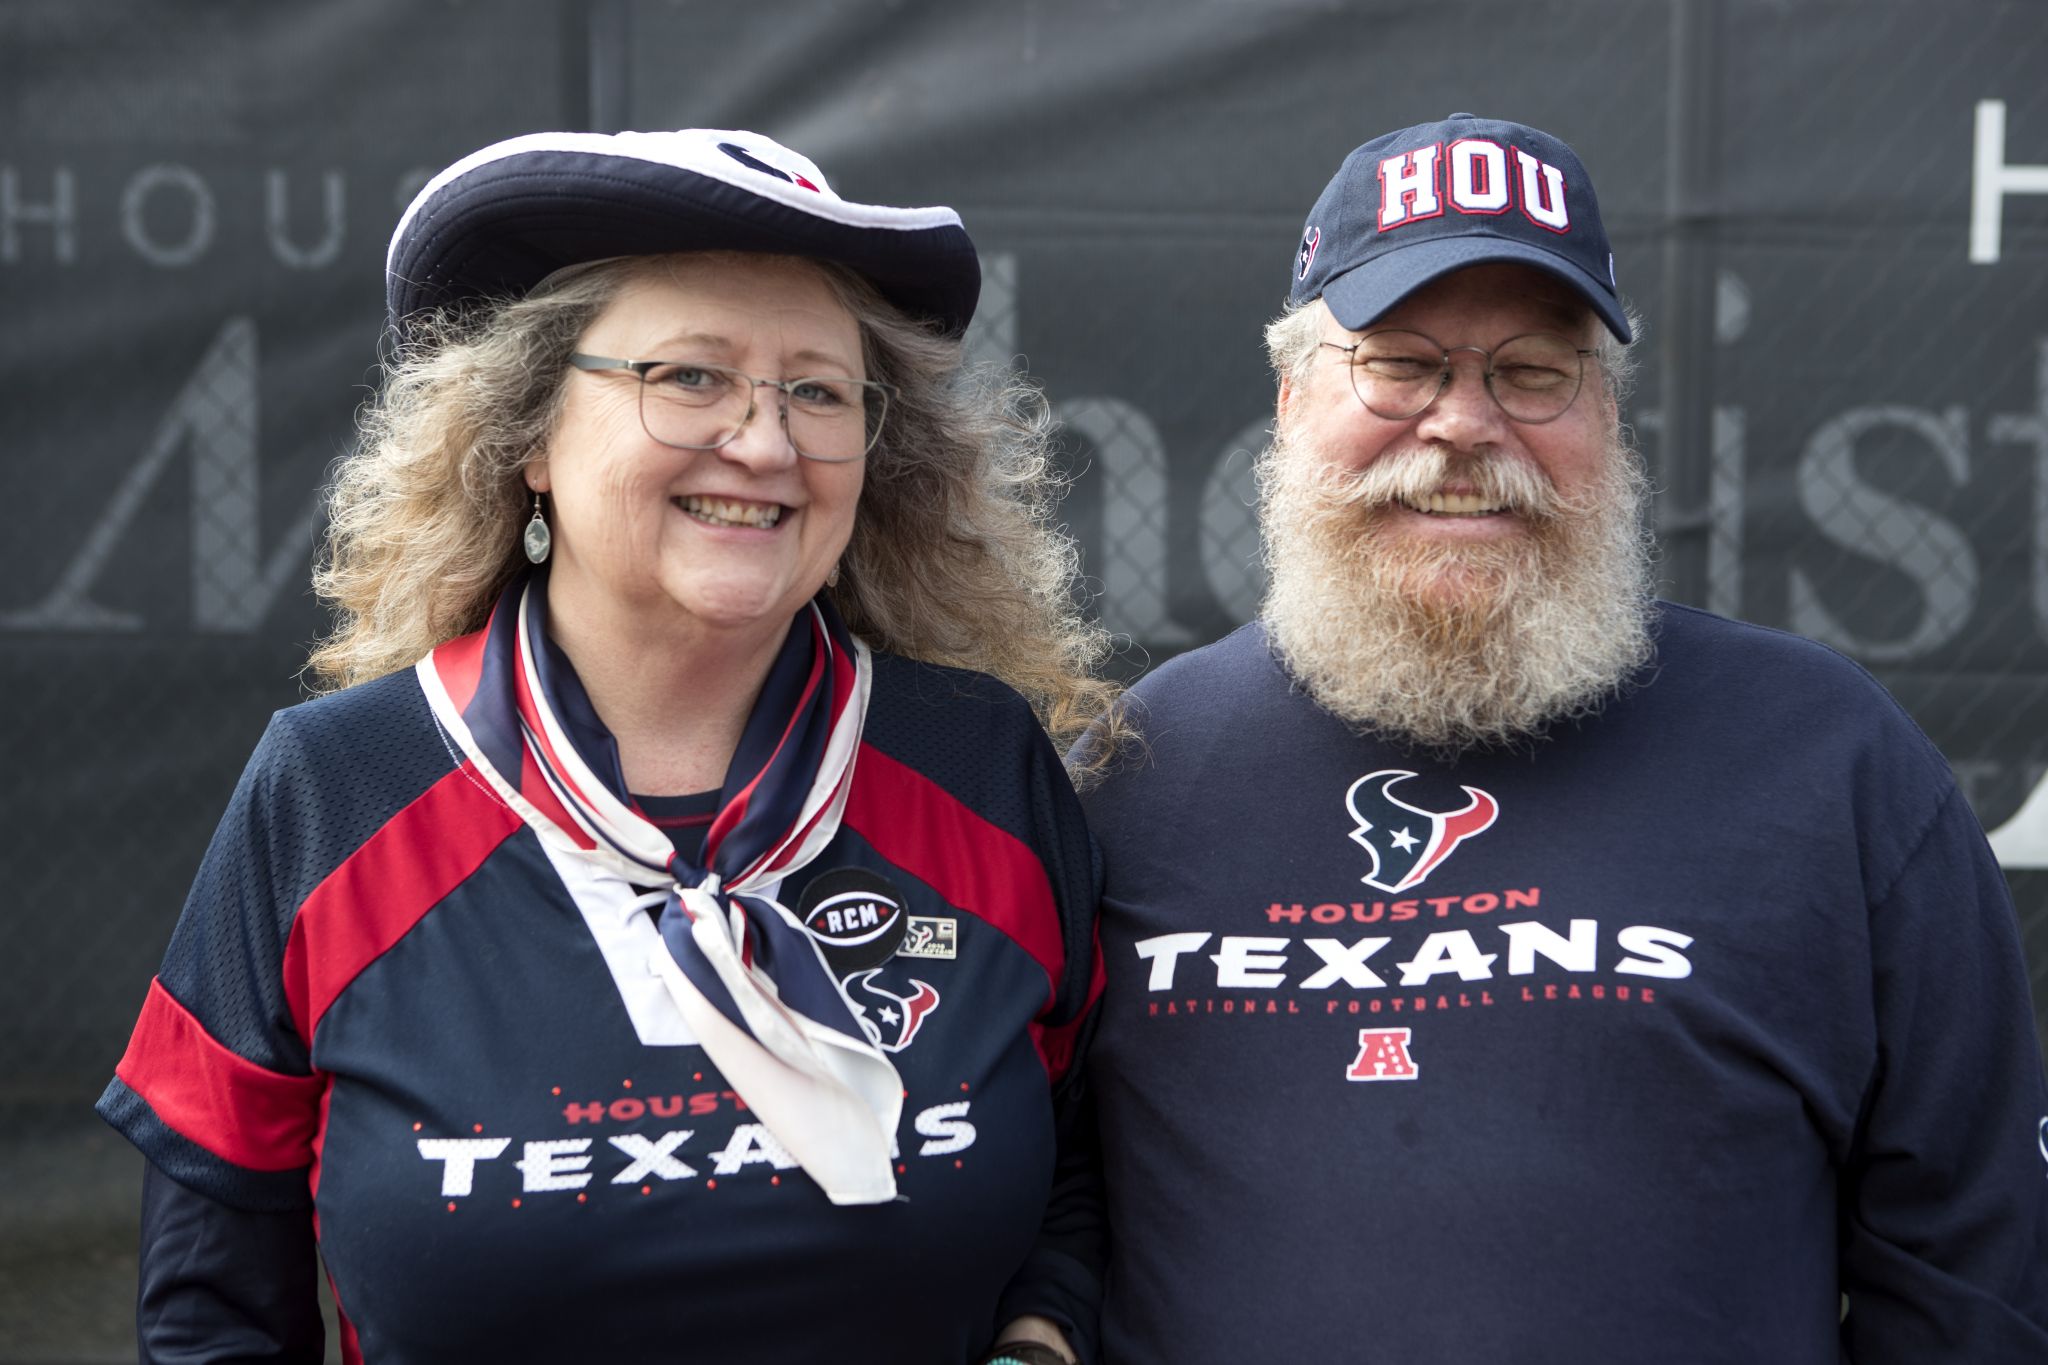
[{"left": 1080, "top": 113, "right": 2048, "bottom": 1362}]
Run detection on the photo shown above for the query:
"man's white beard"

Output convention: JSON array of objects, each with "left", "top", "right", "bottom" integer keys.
[{"left": 1257, "top": 424, "right": 1655, "bottom": 753}]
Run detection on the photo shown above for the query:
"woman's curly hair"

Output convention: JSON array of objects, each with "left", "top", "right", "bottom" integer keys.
[{"left": 309, "top": 253, "right": 1127, "bottom": 767}]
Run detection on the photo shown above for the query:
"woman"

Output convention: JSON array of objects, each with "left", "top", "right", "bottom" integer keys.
[{"left": 97, "top": 129, "right": 1115, "bottom": 1365}]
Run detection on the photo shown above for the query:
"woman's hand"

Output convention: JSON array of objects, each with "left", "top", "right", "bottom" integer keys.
[{"left": 981, "top": 1314, "right": 1077, "bottom": 1365}]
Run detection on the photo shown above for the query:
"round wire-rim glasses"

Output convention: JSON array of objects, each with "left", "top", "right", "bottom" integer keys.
[
  {"left": 569, "top": 353, "right": 895, "bottom": 463},
  {"left": 1320, "top": 330, "right": 1597, "bottom": 425}
]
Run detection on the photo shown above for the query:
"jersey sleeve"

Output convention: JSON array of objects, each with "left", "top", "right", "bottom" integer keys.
[
  {"left": 993, "top": 727, "right": 1107, "bottom": 1363},
  {"left": 1023, "top": 721, "right": 1106, "bottom": 1075},
  {"left": 1838, "top": 783, "right": 2048, "bottom": 1359},
  {"left": 136, "top": 1162, "right": 325, "bottom": 1364},
  {"left": 96, "top": 711, "right": 326, "bottom": 1213}
]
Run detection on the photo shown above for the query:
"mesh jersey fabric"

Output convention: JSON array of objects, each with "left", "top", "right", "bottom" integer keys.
[{"left": 100, "top": 650, "right": 1102, "bottom": 1365}]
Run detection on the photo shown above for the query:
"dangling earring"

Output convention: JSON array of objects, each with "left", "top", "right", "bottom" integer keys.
[
  {"left": 825, "top": 562, "right": 841, "bottom": 588},
  {"left": 523, "top": 493, "right": 552, "bottom": 564}
]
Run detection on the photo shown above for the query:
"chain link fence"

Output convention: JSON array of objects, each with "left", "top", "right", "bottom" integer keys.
[{"left": 4, "top": 0, "right": 2045, "bottom": 1358}]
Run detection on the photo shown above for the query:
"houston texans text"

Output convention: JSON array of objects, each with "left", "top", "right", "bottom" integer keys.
[
  {"left": 413, "top": 1089, "right": 977, "bottom": 1204},
  {"left": 1131, "top": 886, "right": 1691, "bottom": 1016}
]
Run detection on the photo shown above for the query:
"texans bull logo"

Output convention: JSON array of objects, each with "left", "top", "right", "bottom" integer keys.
[
  {"left": 845, "top": 970, "right": 940, "bottom": 1053},
  {"left": 1343, "top": 769, "right": 1499, "bottom": 893},
  {"left": 1297, "top": 225, "right": 1321, "bottom": 281}
]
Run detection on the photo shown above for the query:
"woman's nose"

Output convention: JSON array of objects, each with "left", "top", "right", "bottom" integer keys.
[{"left": 717, "top": 387, "right": 800, "bottom": 469}]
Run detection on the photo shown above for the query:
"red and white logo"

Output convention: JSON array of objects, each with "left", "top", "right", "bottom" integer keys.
[
  {"left": 717, "top": 140, "right": 822, "bottom": 192},
  {"left": 1346, "top": 1027, "right": 1418, "bottom": 1082},
  {"left": 1447, "top": 138, "right": 1510, "bottom": 214},
  {"left": 1297, "top": 225, "right": 1321, "bottom": 281},
  {"left": 1377, "top": 138, "right": 1571, "bottom": 234},
  {"left": 1344, "top": 769, "right": 1500, "bottom": 893},
  {"left": 1513, "top": 146, "right": 1570, "bottom": 232},
  {"left": 846, "top": 970, "right": 940, "bottom": 1053},
  {"left": 1377, "top": 143, "right": 1444, "bottom": 230}
]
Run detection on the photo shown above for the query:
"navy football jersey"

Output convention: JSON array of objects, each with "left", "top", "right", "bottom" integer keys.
[{"left": 100, "top": 652, "right": 1100, "bottom": 1364}]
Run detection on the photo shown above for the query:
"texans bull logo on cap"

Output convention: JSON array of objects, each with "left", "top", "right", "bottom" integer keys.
[
  {"left": 1344, "top": 770, "right": 1499, "bottom": 894},
  {"left": 1297, "top": 225, "right": 1321, "bottom": 282}
]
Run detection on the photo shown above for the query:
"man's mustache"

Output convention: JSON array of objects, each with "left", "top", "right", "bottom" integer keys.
[{"left": 1303, "top": 446, "right": 1564, "bottom": 520}]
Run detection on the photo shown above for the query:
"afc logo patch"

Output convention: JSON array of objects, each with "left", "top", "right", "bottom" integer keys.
[
  {"left": 1344, "top": 769, "right": 1499, "bottom": 893},
  {"left": 1347, "top": 1027, "right": 1418, "bottom": 1082}
]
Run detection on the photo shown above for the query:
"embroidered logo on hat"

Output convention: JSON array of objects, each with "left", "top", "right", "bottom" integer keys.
[
  {"left": 1297, "top": 225, "right": 1321, "bottom": 281},
  {"left": 1376, "top": 138, "right": 1576, "bottom": 235},
  {"left": 717, "top": 140, "right": 821, "bottom": 192},
  {"left": 385, "top": 127, "right": 981, "bottom": 339},
  {"left": 1290, "top": 112, "right": 1630, "bottom": 343}
]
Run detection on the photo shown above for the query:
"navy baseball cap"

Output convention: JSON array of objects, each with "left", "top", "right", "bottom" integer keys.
[
  {"left": 1290, "top": 113, "right": 1630, "bottom": 342},
  {"left": 385, "top": 129, "right": 980, "bottom": 338}
]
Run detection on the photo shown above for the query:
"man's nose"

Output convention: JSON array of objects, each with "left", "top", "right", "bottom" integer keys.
[{"left": 1411, "top": 354, "right": 1508, "bottom": 448}]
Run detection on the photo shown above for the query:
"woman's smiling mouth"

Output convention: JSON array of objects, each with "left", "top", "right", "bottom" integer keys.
[{"left": 676, "top": 494, "right": 784, "bottom": 529}]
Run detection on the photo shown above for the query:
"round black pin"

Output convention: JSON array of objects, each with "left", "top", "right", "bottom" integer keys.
[{"left": 796, "top": 867, "right": 908, "bottom": 975}]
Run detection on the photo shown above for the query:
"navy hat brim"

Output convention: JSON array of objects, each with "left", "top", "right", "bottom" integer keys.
[
  {"left": 386, "top": 135, "right": 980, "bottom": 339},
  {"left": 1320, "top": 233, "right": 1633, "bottom": 344}
]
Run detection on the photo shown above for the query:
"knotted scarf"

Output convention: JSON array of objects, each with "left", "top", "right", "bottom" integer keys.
[{"left": 416, "top": 571, "right": 900, "bottom": 1204}]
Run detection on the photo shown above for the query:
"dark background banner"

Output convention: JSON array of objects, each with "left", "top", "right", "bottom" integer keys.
[{"left": 4, "top": 1, "right": 2045, "bottom": 1356}]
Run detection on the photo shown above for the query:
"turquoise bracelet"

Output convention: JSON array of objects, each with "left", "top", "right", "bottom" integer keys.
[{"left": 981, "top": 1343, "right": 1073, "bottom": 1365}]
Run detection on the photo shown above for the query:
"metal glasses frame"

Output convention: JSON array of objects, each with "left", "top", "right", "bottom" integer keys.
[
  {"left": 568, "top": 352, "right": 894, "bottom": 462},
  {"left": 1319, "top": 331, "right": 1597, "bottom": 425}
]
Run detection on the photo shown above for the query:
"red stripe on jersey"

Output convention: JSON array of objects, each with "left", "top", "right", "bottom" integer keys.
[
  {"left": 114, "top": 977, "right": 324, "bottom": 1171},
  {"left": 310, "top": 1078, "right": 361, "bottom": 1361},
  {"left": 310, "top": 1064, "right": 337, "bottom": 1205},
  {"left": 841, "top": 743, "right": 1062, "bottom": 1007},
  {"left": 432, "top": 616, "right": 491, "bottom": 714},
  {"left": 333, "top": 1271, "right": 365, "bottom": 1365},
  {"left": 282, "top": 762, "right": 523, "bottom": 1046},
  {"left": 1030, "top": 931, "right": 1104, "bottom": 1082},
  {"left": 645, "top": 811, "right": 715, "bottom": 830}
]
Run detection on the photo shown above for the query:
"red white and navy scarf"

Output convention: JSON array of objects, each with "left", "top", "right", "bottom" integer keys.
[{"left": 417, "top": 571, "right": 901, "bottom": 1204}]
